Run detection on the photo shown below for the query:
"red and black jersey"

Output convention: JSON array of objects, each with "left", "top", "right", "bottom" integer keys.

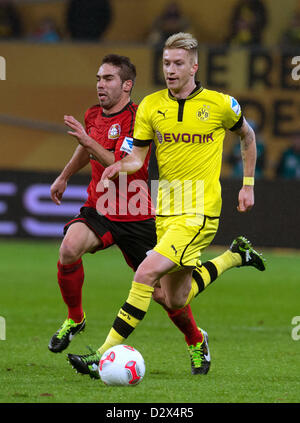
[{"left": 83, "top": 101, "right": 155, "bottom": 222}]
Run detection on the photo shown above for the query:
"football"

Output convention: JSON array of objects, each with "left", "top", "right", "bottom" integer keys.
[{"left": 98, "top": 345, "right": 145, "bottom": 386}]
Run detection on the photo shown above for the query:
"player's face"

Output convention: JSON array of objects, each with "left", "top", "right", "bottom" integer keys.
[
  {"left": 96, "top": 64, "right": 124, "bottom": 111},
  {"left": 163, "top": 48, "right": 198, "bottom": 96}
]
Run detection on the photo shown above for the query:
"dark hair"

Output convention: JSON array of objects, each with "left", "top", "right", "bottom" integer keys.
[{"left": 101, "top": 54, "right": 136, "bottom": 85}]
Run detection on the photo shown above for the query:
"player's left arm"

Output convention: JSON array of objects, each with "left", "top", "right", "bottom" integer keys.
[
  {"left": 233, "top": 117, "right": 257, "bottom": 213},
  {"left": 64, "top": 115, "right": 115, "bottom": 167}
]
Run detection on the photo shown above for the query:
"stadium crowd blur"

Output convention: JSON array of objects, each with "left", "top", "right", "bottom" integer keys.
[
  {"left": 147, "top": 1, "right": 193, "bottom": 84},
  {"left": 0, "top": 0, "right": 23, "bottom": 39},
  {"left": 226, "top": 0, "right": 268, "bottom": 46},
  {"left": 0, "top": 0, "right": 300, "bottom": 180},
  {"left": 0, "top": 0, "right": 112, "bottom": 42}
]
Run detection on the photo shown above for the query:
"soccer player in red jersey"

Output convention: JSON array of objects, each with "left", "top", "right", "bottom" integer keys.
[{"left": 48, "top": 54, "right": 205, "bottom": 376}]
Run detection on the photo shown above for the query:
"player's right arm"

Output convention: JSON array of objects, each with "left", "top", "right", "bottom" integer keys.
[
  {"left": 50, "top": 145, "right": 90, "bottom": 205},
  {"left": 101, "top": 96, "right": 153, "bottom": 183}
]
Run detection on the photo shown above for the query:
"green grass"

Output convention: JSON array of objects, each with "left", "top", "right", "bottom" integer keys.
[{"left": 0, "top": 240, "right": 300, "bottom": 404}]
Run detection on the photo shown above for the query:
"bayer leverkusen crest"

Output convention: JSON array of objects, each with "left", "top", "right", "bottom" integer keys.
[{"left": 108, "top": 123, "right": 121, "bottom": 139}]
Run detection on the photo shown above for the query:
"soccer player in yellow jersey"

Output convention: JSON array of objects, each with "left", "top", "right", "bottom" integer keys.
[{"left": 68, "top": 33, "right": 265, "bottom": 377}]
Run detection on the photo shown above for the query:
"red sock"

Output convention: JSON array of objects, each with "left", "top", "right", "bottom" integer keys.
[
  {"left": 167, "top": 305, "right": 203, "bottom": 346},
  {"left": 57, "top": 258, "right": 84, "bottom": 323}
]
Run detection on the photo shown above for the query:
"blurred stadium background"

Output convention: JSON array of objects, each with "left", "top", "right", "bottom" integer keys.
[{"left": 0, "top": 0, "right": 299, "bottom": 248}]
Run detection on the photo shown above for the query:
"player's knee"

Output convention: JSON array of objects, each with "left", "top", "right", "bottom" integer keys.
[
  {"left": 59, "top": 239, "right": 82, "bottom": 264},
  {"left": 152, "top": 287, "right": 167, "bottom": 306},
  {"left": 164, "top": 291, "right": 186, "bottom": 309},
  {"left": 165, "top": 298, "right": 185, "bottom": 310},
  {"left": 135, "top": 265, "right": 160, "bottom": 286}
]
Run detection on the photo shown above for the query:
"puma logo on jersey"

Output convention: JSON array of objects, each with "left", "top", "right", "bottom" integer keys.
[{"left": 157, "top": 109, "right": 168, "bottom": 119}]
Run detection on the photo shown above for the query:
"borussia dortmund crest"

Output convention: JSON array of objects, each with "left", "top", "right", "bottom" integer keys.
[{"left": 197, "top": 105, "right": 210, "bottom": 121}]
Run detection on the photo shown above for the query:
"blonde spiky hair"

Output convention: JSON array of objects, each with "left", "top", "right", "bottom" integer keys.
[{"left": 164, "top": 32, "right": 198, "bottom": 63}]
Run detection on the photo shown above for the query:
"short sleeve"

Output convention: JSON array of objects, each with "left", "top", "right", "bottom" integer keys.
[
  {"left": 222, "top": 95, "right": 243, "bottom": 131},
  {"left": 114, "top": 136, "right": 134, "bottom": 160},
  {"left": 133, "top": 97, "right": 154, "bottom": 145},
  {"left": 84, "top": 105, "right": 99, "bottom": 134},
  {"left": 114, "top": 108, "right": 136, "bottom": 161}
]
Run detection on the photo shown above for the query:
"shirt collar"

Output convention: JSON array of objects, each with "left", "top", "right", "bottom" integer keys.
[{"left": 168, "top": 81, "right": 203, "bottom": 101}]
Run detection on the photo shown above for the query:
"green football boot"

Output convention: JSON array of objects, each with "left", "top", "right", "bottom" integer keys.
[
  {"left": 230, "top": 236, "right": 266, "bottom": 271},
  {"left": 48, "top": 314, "right": 86, "bottom": 353},
  {"left": 188, "top": 328, "right": 211, "bottom": 375},
  {"left": 68, "top": 350, "right": 101, "bottom": 380}
]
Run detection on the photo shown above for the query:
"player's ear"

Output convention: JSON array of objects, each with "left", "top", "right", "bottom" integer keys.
[
  {"left": 123, "top": 79, "right": 133, "bottom": 93},
  {"left": 191, "top": 63, "right": 198, "bottom": 77}
]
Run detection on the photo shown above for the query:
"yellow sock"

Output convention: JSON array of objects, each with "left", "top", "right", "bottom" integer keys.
[
  {"left": 210, "top": 250, "right": 242, "bottom": 275},
  {"left": 98, "top": 281, "right": 154, "bottom": 356},
  {"left": 183, "top": 279, "right": 199, "bottom": 307},
  {"left": 127, "top": 281, "right": 154, "bottom": 312},
  {"left": 188, "top": 250, "right": 242, "bottom": 301},
  {"left": 98, "top": 328, "right": 124, "bottom": 356}
]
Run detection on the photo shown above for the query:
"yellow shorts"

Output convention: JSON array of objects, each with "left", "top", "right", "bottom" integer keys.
[{"left": 153, "top": 214, "right": 219, "bottom": 269}]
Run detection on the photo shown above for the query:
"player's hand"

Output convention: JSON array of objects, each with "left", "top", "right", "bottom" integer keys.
[
  {"left": 64, "top": 115, "right": 91, "bottom": 148},
  {"left": 237, "top": 185, "right": 254, "bottom": 213},
  {"left": 101, "top": 161, "right": 122, "bottom": 186},
  {"left": 50, "top": 176, "right": 67, "bottom": 205}
]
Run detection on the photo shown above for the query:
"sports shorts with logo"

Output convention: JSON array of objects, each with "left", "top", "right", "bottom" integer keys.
[{"left": 153, "top": 214, "right": 219, "bottom": 270}]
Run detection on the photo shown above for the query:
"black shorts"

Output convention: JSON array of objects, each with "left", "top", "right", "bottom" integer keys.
[{"left": 64, "top": 207, "right": 157, "bottom": 271}]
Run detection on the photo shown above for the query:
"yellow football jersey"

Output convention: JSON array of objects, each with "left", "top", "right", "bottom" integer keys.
[{"left": 133, "top": 84, "right": 243, "bottom": 217}]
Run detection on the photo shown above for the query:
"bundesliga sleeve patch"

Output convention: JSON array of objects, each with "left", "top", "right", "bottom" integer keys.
[
  {"left": 120, "top": 137, "right": 134, "bottom": 154},
  {"left": 230, "top": 96, "right": 241, "bottom": 115}
]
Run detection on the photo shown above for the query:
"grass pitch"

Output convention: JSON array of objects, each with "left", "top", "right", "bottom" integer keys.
[{"left": 0, "top": 239, "right": 299, "bottom": 404}]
